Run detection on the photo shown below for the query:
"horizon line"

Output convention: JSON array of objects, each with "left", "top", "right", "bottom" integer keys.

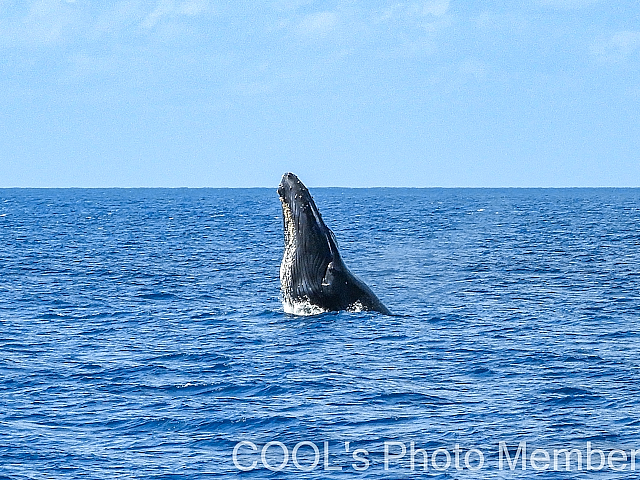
[{"left": 0, "top": 185, "right": 639, "bottom": 189}]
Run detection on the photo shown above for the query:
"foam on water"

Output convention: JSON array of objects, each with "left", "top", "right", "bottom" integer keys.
[
  {"left": 282, "top": 297, "right": 328, "bottom": 316},
  {"left": 346, "top": 300, "right": 365, "bottom": 313}
]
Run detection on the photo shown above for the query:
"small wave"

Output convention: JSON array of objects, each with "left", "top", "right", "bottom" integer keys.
[
  {"left": 36, "top": 313, "right": 75, "bottom": 320},
  {"left": 373, "top": 334, "right": 409, "bottom": 341},
  {"left": 136, "top": 293, "right": 177, "bottom": 300},
  {"left": 469, "top": 366, "right": 494, "bottom": 376},
  {"left": 544, "top": 386, "right": 592, "bottom": 395},
  {"left": 362, "top": 392, "right": 452, "bottom": 405},
  {"left": 190, "top": 311, "right": 221, "bottom": 319},
  {"left": 215, "top": 383, "right": 290, "bottom": 398},
  {"left": 542, "top": 386, "right": 604, "bottom": 405}
]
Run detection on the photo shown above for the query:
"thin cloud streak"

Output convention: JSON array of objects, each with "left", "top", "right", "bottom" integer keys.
[
  {"left": 296, "top": 11, "right": 339, "bottom": 40},
  {"left": 591, "top": 30, "right": 640, "bottom": 62}
]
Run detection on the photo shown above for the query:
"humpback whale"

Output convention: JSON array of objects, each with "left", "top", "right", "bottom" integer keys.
[{"left": 277, "top": 172, "right": 391, "bottom": 315}]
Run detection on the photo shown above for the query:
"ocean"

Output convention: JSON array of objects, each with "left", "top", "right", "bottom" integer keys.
[{"left": 1, "top": 187, "right": 639, "bottom": 479}]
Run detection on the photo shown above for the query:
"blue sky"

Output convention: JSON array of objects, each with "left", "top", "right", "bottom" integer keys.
[{"left": 1, "top": 0, "right": 639, "bottom": 187}]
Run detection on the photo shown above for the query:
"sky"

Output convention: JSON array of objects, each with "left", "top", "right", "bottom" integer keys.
[{"left": 0, "top": 0, "right": 639, "bottom": 187}]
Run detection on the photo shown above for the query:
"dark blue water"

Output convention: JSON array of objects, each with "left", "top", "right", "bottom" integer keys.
[{"left": 1, "top": 188, "right": 639, "bottom": 479}]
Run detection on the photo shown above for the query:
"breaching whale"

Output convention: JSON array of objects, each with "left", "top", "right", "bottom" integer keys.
[{"left": 277, "top": 172, "right": 391, "bottom": 315}]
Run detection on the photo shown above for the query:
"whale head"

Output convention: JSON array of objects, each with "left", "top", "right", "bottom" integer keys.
[
  {"left": 278, "top": 173, "right": 336, "bottom": 255},
  {"left": 277, "top": 172, "right": 391, "bottom": 315}
]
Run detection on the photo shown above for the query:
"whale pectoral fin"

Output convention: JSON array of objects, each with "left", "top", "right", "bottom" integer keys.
[
  {"left": 322, "top": 261, "right": 340, "bottom": 287},
  {"left": 321, "top": 262, "right": 334, "bottom": 287}
]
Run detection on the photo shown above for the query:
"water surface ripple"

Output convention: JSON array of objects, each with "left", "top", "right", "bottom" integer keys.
[{"left": 1, "top": 188, "right": 639, "bottom": 478}]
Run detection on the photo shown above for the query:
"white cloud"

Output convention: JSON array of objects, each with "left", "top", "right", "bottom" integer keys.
[
  {"left": 271, "top": 0, "right": 315, "bottom": 13},
  {"left": 539, "top": 0, "right": 600, "bottom": 9},
  {"left": 363, "top": 1, "right": 453, "bottom": 60},
  {"left": 459, "top": 58, "right": 487, "bottom": 80},
  {"left": 141, "top": 0, "right": 175, "bottom": 29},
  {"left": 296, "top": 11, "right": 339, "bottom": 39},
  {"left": 0, "top": 1, "right": 210, "bottom": 48},
  {"left": 141, "top": 0, "right": 208, "bottom": 29},
  {"left": 178, "top": 0, "right": 208, "bottom": 16},
  {"left": 61, "top": 51, "right": 120, "bottom": 84},
  {"left": 17, "top": 0, "right": 80, "bottom": 46},
  {"left": 418, "top": 0, "right": 450, "bottom": 17},
  {"left": 590, "top": 31, "right": 640, "bottom": 62},
  {"left": 93, "top": 1, "right": 144, "bottom": 36},
  {"left": 374, "top": 1, "right": 449, "bottom": 24}
]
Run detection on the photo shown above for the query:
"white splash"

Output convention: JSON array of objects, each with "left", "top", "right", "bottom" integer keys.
[
  {"left": 347, "top": 300, "right": 365, "bottom": 313},
  {"left": 282, "top": 298, "right": 327, "bottom": 316}
]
